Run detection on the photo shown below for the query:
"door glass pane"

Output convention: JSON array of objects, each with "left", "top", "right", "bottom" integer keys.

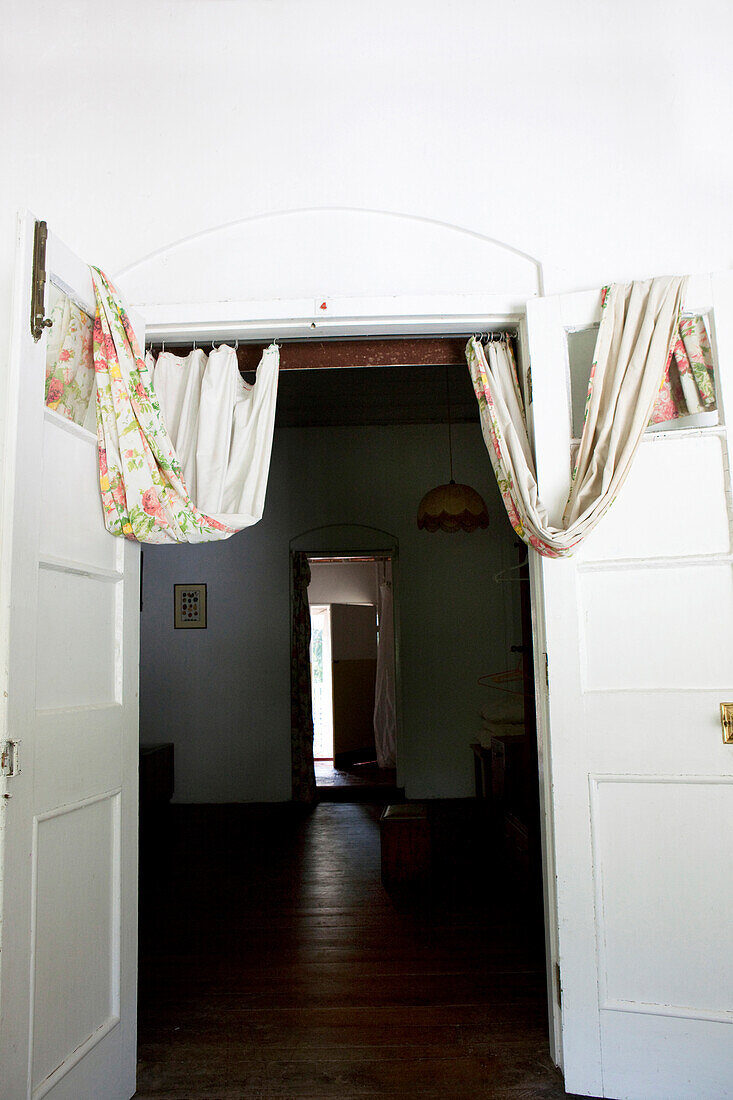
[
  {"left": 567, "top": 315, "right": 719, "bottom": 440},
  {"left": 44, "top": 282, "right": 96, "bottom": 428},
  {"left": 567, "top": 326, "right": 598, "bottom": 438}
]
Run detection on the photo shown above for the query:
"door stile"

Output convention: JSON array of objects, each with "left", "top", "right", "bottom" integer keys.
[
  {"left": 525, "top": 291, "right": 608, "bottom": 1094},
  {"left": 515, "top": 314, "right": 563, "bottom": 1067},
  {"left": 1, "top": 212, "right": 50, "bottom": 1099}
]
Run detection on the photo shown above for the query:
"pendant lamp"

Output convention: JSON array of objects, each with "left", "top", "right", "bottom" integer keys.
[{"left": 417, "top": 366, "right": 490, "bottom": 533}]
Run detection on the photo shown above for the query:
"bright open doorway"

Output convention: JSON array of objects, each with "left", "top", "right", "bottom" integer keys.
[
  {"left": 306, "top": 553, "right": 399, "bottom": 798},
  {"left": 309, "top": 603, "right": 334, "bottom": 761}
]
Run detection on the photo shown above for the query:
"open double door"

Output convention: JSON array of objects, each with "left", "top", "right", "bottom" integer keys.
[{"left": 0, "top": 213, "right": 731, "bottom": 1099}]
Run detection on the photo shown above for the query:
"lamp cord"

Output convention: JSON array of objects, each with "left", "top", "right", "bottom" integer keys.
[{"left": 446, "top": 365, "right": 455, "bottom": 483}]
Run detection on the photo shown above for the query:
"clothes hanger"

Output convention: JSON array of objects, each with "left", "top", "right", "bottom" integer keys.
[
  {"left": 492, "top": 557, "right": 529, "bottom": 584},
  {"left": 478, "top": 659, "right": 524, "bottom": 695}
]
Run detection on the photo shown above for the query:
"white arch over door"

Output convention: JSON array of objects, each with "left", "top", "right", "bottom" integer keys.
[{"left": 116, "top": 206, "right": 543, "bottom": 340}]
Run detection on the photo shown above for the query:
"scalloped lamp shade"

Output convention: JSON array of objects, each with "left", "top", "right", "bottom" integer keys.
[{"left": 417, "top": 480, "right": 490, "bottom": 533}]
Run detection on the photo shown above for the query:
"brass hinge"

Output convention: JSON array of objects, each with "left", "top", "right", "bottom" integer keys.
[
  {"left": 555, "top": 960, "right": 562, "bottom": 1006},
  {"left": 31, "top": 220, "right": 53, "bottom": 342},
  {"left": 0, "top": 740, "right": 20, "bottom": 778}
]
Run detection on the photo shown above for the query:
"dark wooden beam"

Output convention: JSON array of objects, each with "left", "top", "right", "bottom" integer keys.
[{"left": 154, "top": 337, "right": 469, "bottom": 373}]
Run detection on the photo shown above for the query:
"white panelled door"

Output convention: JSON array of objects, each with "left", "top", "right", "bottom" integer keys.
[
  {"left": 0, "top": 214, "right": 140, "bottom": 1099},
  {"left": 527, "top": 274, "right": 733, "bottom": 1099}
]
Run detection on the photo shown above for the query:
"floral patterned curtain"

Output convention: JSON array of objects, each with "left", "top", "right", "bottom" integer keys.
[
  {"left": 467, "top": 276, "right": 689, "bottom": 558},
  {"left": 373, "top": 560, "right": 396, "bottom": 769},
  {"left": 650, "top": 314, "right": 715, "bottom": 424},
  {"left": 92, "top": 268, "right": 248, "bottom": 544},
  {"left": 291, "top": 552, "right": 317, "bottom": 803},
  {"left": 45, "top": 284, "right": 95, "bottom": 427},
  {"left": 90, "top": 270, "right": 235, "bottom": 545}
]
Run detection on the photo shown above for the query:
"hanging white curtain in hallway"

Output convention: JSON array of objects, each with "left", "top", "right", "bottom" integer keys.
[
  {"left": 373, "top": 560, "right": 396, "bottom": 770},
  {"left": 149, "top": 344, "right": 279, "bottom": 528},
  {"left": 466, "top": 276, "right": 688, "bottom": 558}
]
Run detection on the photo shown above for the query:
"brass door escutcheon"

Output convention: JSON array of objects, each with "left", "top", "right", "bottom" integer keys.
[{"left": 720, "top": 703, "right": 733, "bottom": 743}]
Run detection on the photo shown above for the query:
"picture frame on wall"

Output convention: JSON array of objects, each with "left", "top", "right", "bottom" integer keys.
[{"left": 174, "top": 583, "right": 207, "bottom": 629}]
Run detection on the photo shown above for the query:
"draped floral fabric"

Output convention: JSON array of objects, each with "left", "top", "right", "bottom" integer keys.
[
  {"left": 290, "top": 553, "right": 317, "bottom": 803},
  {"left": 45, "top": 284, "right": 95, "bottom": 426},
  {"left": 650, "top": 314, "right": 715, "bottom": 424},
  {"left": 467, "top": 276, "right": 688, "bottom": 558},
  {"left": 92, "top": 268, "right": 237, "bottom": 544}
]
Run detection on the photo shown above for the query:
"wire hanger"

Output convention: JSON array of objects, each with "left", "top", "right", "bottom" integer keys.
[
  {"left": 493, "top": 556, "right": 529, "bottom": 584},
  {"left": 478, "top": 659, "right": 524, "bottom": 696},
  {"left": 445, "top": 364, "right": 455, "bottom": 483}
]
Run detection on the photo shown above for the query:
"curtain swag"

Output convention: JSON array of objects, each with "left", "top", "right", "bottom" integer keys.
[
  {"left": 466, "top": 275, "right": 698, "bottom": 558},
  {"left": 91, "top": 268, "right": 279, "bottom": 544}
]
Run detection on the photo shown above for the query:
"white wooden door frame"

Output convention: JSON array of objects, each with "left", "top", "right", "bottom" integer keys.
[{"left": 137, "top": 290, "right": 562, "bottom": 1064}]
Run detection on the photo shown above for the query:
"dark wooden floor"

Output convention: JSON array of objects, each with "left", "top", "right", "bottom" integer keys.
[
  {"left": 314, "top": 760, "right": 401, "bottom": 802},
  {"left": 136, "top": 802, "right": 584, "bottom": 1099}
]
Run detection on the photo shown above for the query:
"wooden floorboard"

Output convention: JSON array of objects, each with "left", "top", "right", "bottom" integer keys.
[{"left": 135, "top": 802, "right": 590, "bottom": 1099}]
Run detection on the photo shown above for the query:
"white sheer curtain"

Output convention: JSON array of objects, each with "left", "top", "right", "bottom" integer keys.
[
  {"left": 148, "top": 344, "right": 279, "bottom": 528},
  {"left": 466, "top": 276, "right": 687, "bottom": 558},
  {"left": 373, "top": 560, "right": 396, "bottom": 769}
]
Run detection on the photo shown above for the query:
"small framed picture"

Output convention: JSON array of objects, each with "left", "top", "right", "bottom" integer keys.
[{"left": 174, "top": 583, "right": 207, "bottom": 629}]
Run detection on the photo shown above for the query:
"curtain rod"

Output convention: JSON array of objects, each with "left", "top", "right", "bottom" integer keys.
[
  {"left": 145, "top": 330, "right": 517, "bottom": 350},
  {"left": 308, "top": 554, "right": 392, "bottom": 564}
]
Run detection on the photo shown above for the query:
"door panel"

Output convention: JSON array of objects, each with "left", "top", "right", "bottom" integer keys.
[
  {"left": 0, "top": 214, "right": 140, "bottom": 1100},
  {"left": 331, "top": 603, "right": 377, "bottom": 764},
  {"left": 577, "top": 432, "right": 731, "bottom": 561},
  {"left": 527, "top": 273, "right": 733, "bottom": 1098}
]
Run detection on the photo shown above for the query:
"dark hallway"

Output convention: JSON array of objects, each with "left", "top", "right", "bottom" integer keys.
[{"left": 135, "top": 802, "right": 579, "bottom": 1099}]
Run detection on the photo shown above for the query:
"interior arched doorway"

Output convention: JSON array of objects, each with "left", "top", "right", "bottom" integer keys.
[{"left": 289, "top": 525, "right": 400, "bottom": 802}]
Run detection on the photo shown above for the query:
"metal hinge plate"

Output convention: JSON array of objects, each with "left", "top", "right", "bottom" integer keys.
[
  {"left": 1, "top": 740, "right": 20, "bottom": 778},
  {"left": 555, "top": 960, "right": 562, "bottom": 1006}
]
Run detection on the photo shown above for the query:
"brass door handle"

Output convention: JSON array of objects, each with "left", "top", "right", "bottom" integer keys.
[{"left": 720, "top": 703, "right": 733, "bottom": 743}]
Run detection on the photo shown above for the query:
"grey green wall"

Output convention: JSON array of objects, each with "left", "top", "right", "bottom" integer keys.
[{"left": 139, "top": 420, "right": 522, "bottom": 802}]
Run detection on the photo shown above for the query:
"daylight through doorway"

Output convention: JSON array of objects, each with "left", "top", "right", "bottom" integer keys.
[{"left": 309, "top": 604, "right": 334, "bottom": 760}]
